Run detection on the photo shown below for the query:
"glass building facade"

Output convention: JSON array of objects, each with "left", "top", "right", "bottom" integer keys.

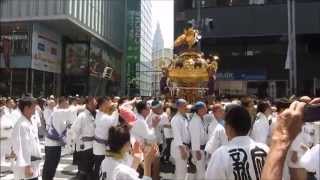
[{"left": 0, "top": 0, "right": 125, "bottom": 97}]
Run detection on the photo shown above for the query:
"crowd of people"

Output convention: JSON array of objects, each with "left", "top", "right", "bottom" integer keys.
[{"left": 0, "top": 94, "right": 319, "bottom": 180}]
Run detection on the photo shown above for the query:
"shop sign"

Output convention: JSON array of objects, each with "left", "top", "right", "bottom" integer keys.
[
  {"left": 32, "top": 23, "right": 62, "bottom": 73},
  {"left": 217, "top": 71, "right": 266, "bottom": 80}
]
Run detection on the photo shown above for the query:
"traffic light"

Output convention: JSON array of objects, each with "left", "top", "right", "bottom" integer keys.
[{"left": 102, "top": 66, "right": 113, "bottom": 79}]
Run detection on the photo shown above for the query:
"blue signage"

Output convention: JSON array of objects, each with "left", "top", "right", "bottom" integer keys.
[{"left": 217, "top": 71, "right": 266, "bottom": 80}]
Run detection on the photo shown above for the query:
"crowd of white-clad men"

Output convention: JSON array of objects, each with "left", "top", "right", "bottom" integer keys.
[{"left": 0, "top": 94, "right": 319, "bottom": 180}]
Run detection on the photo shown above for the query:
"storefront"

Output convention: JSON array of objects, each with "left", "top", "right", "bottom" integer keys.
[{"left": 0, "top": 22, "right": 62, "bottom": 97}]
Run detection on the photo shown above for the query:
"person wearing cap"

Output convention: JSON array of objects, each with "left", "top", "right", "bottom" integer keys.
[
  {"left": 10, "top": 94, "right": 42, "bottom": 180},
  {"left": 171, "top": 99, "right": 190, "bottom": 180},
  {"left": 205, "top": 105, "right": 269, "bottom": 180},
  {"left": 93, "top": 97, "right": 117, "bottom": 180},
  {"left": 189, "top": 101, "right": 208, "bottom": 179},
  {"left": 71, "top": 96, "right": 97, "bottom": 180}
]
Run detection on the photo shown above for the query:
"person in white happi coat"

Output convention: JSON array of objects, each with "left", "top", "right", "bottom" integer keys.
[
  {"left": 131, "top": 100, "right": 158, "bottom": 144},
  {"left": 0, "top": 98, "right": 16, "bottom": 166},
  {"left": 189, "top": 101, "right": 208, "bottom": 180},
  {"left": 205, "top": 104, "right": 227, "bottom": 156},
  {"left": 170, "top": 99, "right": 190, "bottom": 180},
  {"left": 251, "top": 101, "right": 272, "bottom": 145},
  {"left": 99, "top": 125, "right": 158, "bottom": 180},
  {"left": 42, "top": 97, "right": 74, "bottom": 180},
  {"left": 206, "top": 104, "right": 269, "bottom": 180},
  {"left": 71, "top": 96, "right": 97, "bottom": 180},
  {"left": 131, "top": 100, "right": 160, "bottom": 180},
  {"left": 93, "top": 97, "right": 117, "bottom": 180},
  {"left": 11, "top": 95, "right": 42, "bottom": 180},
  {"left": 161, "top": 104, "right": 174, "bottom": 163},
  {"left": 146, "top": 100, "right": 166, "bottom": 152},
  {"left": 43, "top": 99, "right": 56, "bottom": 129}
]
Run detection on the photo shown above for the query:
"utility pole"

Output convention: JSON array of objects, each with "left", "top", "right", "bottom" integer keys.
[
  {"left": 196, "top": 0, "right": 201, "bottom": 50},
  {"left": 287, "top": 0, "right": 297, "bottom": 95}
]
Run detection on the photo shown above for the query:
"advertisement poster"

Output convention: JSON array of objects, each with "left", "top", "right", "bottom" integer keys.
[
  {"left": 65, "top": 43, "right": 89, "bottom": 75},
  {"left": 32, "top": 24, "right": 62, "bottom": 73}
]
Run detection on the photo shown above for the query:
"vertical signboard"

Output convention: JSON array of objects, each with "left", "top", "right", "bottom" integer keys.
[{"left": 32, "top": 23, "right": 62, "bottom": 73}]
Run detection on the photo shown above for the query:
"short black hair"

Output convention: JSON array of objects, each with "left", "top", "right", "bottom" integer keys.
[
  {"left": 241, "top": 96, "right": 253, "bottom": 108},
  {"left": 135, "top": 100, "right": 148, "bottom": 114},
  {"left": 18, "top": 94, "right": 36, "bottom": 112},
  {"left": 225, "top": 105, "right": 251, "bottom": 136},
  {"left": 58, "top": 96, "right": 68, "bottom": 105},
  {"left": 108, "top": 125, "right": 130, "bottom": 153},
  {"left": 257, "top": 101, "right": 271, "bottom": 114},
  {"left": 117, "top": 96, "right": 129, "bottom": 108},
  {"left": 84, "top": 96, "right": 95, "bottom": 105},
  {"left": 97, "top": 96, "right": 111, "bottom": 109}
]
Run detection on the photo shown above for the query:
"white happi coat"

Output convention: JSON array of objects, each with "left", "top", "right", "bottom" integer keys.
[
  {"left": 130, "top": 113, "right": 157, "bottom": 144},
  {"left": 189, "top": 113, "right": 208, "bottom": 151},
  {"left": 170, "top": 112, "right": 190, "bottom": 158},
  {"left": 205, "top": 117, "right": 227, "bottom": 155},
  {"left": 99, "top": 155, "right": 151, "bottom": 180},
  {"left": 71, "top": 109, "right": 96, "bottom": 151},
  {"left": 251, "top": 113, "right": 271, "bottom": 145},
  {"left": 206, "top": 136, "right": 269, "bottom": 180},
  {"left": 45, "top": 108, "right": 74, "bottom": 147},
  {"left": 146, "top": 111, "right": 167, "bottom": 144},
  {"left": 11, "top": 115, "right": 42, "bottom": 179},
  {"left": 0, "top": 110, "right": 15, "bottom": 165},
  {"left": 93, "top": 111, "right": 117, "bottom": 155}
]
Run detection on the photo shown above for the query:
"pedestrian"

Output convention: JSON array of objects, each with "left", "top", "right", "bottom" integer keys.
[
  {"left": 11, "top": 94, "right": 42, "bottom": 180},
  {"left": 71, "top": 96, "right": 97, "bottom": 180},
  {"left": 251, "top": 101, "right": 273, "bottom": 145},
  {"left": 93, "top": 97, "right": 116, "bottom": 180},
  {"left": 130, "top": 100, "right": 160, "bottom": 179},
  {"left": 42, "top": 97, "right": 73, "bottom": 180},
  {"left": 205, "top": 104, "right": 269, "bottom": 180},
  {"left": 205, "top": 103, "right": 227, "bottom": 156},
  {"left": 170, "top": 99, "right": 190, "bottom": 180},
  {"left": 189, "top": 101, "right": 208, "bottom": 180}
]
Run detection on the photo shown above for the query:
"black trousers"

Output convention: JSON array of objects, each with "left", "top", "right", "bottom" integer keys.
[
  {"left": 163, "top": 138, "right": 173, "bottom": 161},
  {"left": 78, "top": 148, "right": 94, "bottom": 180},
  {"left": 42, "top": 146, "right": 61, "bottom": 180},
  {"left": 93, "top": 155, "right": 105, "bottom": 180}
]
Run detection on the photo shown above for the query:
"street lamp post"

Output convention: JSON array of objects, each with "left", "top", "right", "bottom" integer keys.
[{"left": 287, "top": 0, "right": 297, "bottom": 95}]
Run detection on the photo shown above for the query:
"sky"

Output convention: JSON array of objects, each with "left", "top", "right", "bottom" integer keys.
[{"left": 151, "top": 0, "right": 174, "bottom": 49}]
